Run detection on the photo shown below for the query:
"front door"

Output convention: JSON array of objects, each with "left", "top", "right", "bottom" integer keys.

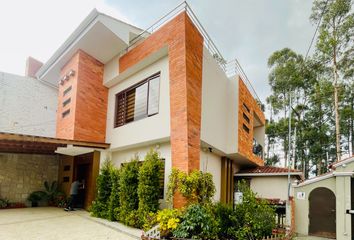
[
  {"left": 75, "top": 163, "right": 90, "bottom": 208},
  {"left": 309, "top": 187, "right": 336, "bottom": 239},
  {"left": 74, "top": 153, "right": 93, "bottom": 209}
]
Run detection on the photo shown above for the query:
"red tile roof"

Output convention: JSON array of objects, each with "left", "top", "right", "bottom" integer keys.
[{"left": 238, "top": 166, "right": 302, "bottom": 174}]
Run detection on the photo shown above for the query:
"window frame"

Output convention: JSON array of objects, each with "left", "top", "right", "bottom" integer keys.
[{"left": 114, "top": 72, "right": 161, "bottom": 128}]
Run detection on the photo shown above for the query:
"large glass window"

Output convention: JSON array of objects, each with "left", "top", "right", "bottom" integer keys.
[{"left": 115, "top": 73, "right": 160, "bottom": 127}]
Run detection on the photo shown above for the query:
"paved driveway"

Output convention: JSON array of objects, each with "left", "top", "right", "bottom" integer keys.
[{"left": 0, "top": 207, "right": 140, "bottom": 240}]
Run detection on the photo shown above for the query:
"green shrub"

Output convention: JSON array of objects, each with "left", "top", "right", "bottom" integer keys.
[
  {"left": 232, "top": 181, "right": 276, "bottom": 239},
  {"left": 167, "top": 168, "right": 216, "bottom": 206},
  {"left": 138, "top": 149, "right": 163, "bottom": 213},
  {"left": 213, "top": 203, "right": 239, "bottom": 239},
  {"left": 156, "top": 208, "right": 182, "bottom": 237},
  {"left": 107, "top": 168, "right": 120, "bottom": 221},
  {"left": 173, "top": 204, "right": 218, "bottom": 240},
  {"left": 90, "top": 159, "right": 114, "bottom": 218},
  {"left": 118, "top": 156, "right": 140, "bottom": 226},
  {"left": 0, "top": 198, "right": 9, "bottom": 208}
]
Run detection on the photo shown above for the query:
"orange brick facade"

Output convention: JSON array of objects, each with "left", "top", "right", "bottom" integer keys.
[
  {"left": 119, "top": 12, "right": 203, "bottom": 208},
  {"left": 56, "top": 50, "right": 108, "bottom": 143},
  {"left": 238, "top": 77, "right": 265, "bottom": 166}
]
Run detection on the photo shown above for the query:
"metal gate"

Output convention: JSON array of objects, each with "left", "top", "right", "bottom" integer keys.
[{"left": 309, "top": 187, "right": 336, "bottom": 239}]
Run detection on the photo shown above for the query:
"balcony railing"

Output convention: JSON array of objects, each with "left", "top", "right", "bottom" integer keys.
[{"left": 118, "top": 1, "right": 262, "bottom": 105}]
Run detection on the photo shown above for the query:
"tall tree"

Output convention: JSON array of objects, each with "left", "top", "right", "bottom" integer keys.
[{"left": 311, "top": 0, "right": 354, "bottom": 161}]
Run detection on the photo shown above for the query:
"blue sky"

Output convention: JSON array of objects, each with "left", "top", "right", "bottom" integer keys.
[{"left": 0, "top": 0, "right": 315, "bottom": 103}]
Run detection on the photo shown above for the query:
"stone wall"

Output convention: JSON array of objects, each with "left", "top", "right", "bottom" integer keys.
[{"left": 0, "top": 153, "right": 59, "bottom": 204}]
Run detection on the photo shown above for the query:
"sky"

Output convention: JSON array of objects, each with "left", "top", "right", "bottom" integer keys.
[{"left": 0, "top": 0, "right": 316, "bottom": 103}]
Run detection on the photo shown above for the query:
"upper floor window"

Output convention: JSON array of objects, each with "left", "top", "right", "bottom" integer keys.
[
  {"left": 115, "top": 73, "right": 160, "bottom": 127},
  {"left": 63, "top": 86, "right": 72, "bottom": 96}
]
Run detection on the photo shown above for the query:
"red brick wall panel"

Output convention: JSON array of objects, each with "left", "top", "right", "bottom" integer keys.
[
  {"left": 56, "top": 50, "right": 108, "bottom": 143},
  {"left": 238, "top": 77, "right": 265, "bottom": 166},
  {"left": 56, "top": 52, "right": 79, "bottom": 140}
]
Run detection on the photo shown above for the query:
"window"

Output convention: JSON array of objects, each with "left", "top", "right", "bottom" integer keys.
[
  {"left": 243, "top": 124, "right": 250, "bottom": 133},
  {"left": 63, "top": 86, "right": 72, "bottom": 96},
  {"left": 63, "top": 165, "right": 71, "bottom": 171},
  {"left": 243, "top": 103, "right": 250, "bottom": 113},
  {"left": 63, "top": 98, "right": 71, "bottom": 107},
  {"left": 62, "top": 109, "right": 70, "bottom": 118},
  {"left": 243, "top": 113, "right": 250, "bottom": 123},
  {"left": 115, "top": 73, "right": 160, "bottom": 127}
]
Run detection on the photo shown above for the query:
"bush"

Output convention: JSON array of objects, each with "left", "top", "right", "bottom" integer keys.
[
  {"left": 167, "top": 168, "right": 216, "bottom": 206},
  {"left": 118, "top": 156, "right": 140, "bottom": 226},
  {"left": 90, "top": 159, "right": 114, "bottom": 218},
  {"left": 138, "top": 149, "right": 163, "bottom": 213},
  {"left": 0, "top": 198, "right": 9, "bottom": 208},
  {"left": 213, "top": 203, "right": 240, "bottom": 239},
  {"left": 156, "top": 208, "right": 182, "bottom": 237},
  {"left": 231, "top": 181, "right": 276, "bottom": 239},
  {"left": 107, "top": 168, "right": 120, "bottom": 221},
  {"left": 173, "top": 204, "right": 218, "bottom": 240}
]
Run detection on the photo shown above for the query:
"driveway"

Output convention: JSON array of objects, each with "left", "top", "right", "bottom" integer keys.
[{"left": 0, "top": 207, "right": 140, "bottom": 240}]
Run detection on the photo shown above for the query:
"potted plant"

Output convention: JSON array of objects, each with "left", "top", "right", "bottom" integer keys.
[
  {"left": 27, "top": 191, "right": 46, "bottom": 207},
  {"left": 43, "top": 181, "right": 65, "bottom": 206}
]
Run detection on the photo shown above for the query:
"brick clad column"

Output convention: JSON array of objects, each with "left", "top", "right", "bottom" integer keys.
[
  {"left": 119, "top": 12, "right": 204, "bottom": 208},
  {"left": 56, "top": 50, "right": 107, "bottom": 143}
]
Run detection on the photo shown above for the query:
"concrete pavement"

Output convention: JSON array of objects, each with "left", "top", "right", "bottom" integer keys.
[{"left": 0, "top": 207, "right": 140, "bottom": 240}]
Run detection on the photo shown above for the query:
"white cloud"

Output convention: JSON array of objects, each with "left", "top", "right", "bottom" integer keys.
[{"left": 0, "top": 0, "right": 131, "bottom": 75}]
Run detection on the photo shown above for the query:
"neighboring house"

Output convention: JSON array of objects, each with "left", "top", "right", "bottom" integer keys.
[
  {"left": 235, "top": 166, "right": 302, "bottom": 228},
  {"left": 0, "top": 4, "right": 265, "bottom": 210},
  {"left": 0, "top": 57, "right": 57, "bottom": 137},
  {"left": 294, "top": 156, "right": 354, "bottom": 240}
]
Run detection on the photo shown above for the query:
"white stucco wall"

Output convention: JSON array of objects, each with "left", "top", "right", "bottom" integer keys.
[
  {"left": 105, "top": 56, "right": 170, "bottom": 150},
  {"left": 294, "top": 177, "right": 337, "bottom": 237},
  {"left": 0, "top": 72, "right": 57, "bottom": 137},
  {"left": 201, "top": 48, "right": 238, "bottom": 155},
  {"left": 249, "top": 176, "right": 298, "bottom": 201},
  {"left": 200, "top": 150, "right": 222, "bottom": 202}
]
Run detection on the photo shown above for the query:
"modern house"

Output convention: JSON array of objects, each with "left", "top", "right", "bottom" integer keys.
[{"left": 0, "top": 3, "right": 266, "bottom": 209}]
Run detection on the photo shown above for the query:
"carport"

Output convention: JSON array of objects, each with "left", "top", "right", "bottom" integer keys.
[{"left": 0, "top": 132, "right": 109, "bottom": 209}]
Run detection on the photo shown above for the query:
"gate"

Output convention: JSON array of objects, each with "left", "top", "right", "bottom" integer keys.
[{"left": 309, "top": 187, "right": 336, "bottom": 239}]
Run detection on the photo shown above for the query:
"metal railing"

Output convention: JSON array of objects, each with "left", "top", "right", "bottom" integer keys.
[
  {"left": 118, "top": 1, "right": 262, "bottom": 104},
  {"left": 226, "top": 59, "right": 262, "bottom": 104}
]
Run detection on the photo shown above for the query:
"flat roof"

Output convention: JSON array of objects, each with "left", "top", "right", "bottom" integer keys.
[{"left": 0, "top": 132, "right": 109, "bottom": 155}]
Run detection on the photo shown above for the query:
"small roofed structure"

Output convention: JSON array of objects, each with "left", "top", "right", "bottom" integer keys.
[{"left": 235, "top": 166, "right": 302, "bottom": 230}]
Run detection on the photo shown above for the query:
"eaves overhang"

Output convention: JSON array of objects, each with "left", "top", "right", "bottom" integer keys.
[{"left": 36, "top": 8, "right": 142, "bottom": 86}]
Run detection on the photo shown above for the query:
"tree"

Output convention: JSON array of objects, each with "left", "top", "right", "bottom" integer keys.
[
  {"left": 90, "top": 159, "right": 114, "bottom": 218},
  {"left": 118, "top": 156, "right": 140, "bottom": 226},
  {"left": 311, "top": 0, "right": 354, "bottom": 160},
  {"left": 138, "top": 149, "right": 163, "bottom": 213}
]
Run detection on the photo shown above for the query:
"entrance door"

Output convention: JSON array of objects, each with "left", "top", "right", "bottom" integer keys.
[
  {"left": 309, "top": 187, "right": 336, "bottom": 239},
  {"left": 75, "top": 163, "right": 90, "bottom": 208},
  {"left": 74, "top": 153, "right": 93, "bottom": 209}
]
